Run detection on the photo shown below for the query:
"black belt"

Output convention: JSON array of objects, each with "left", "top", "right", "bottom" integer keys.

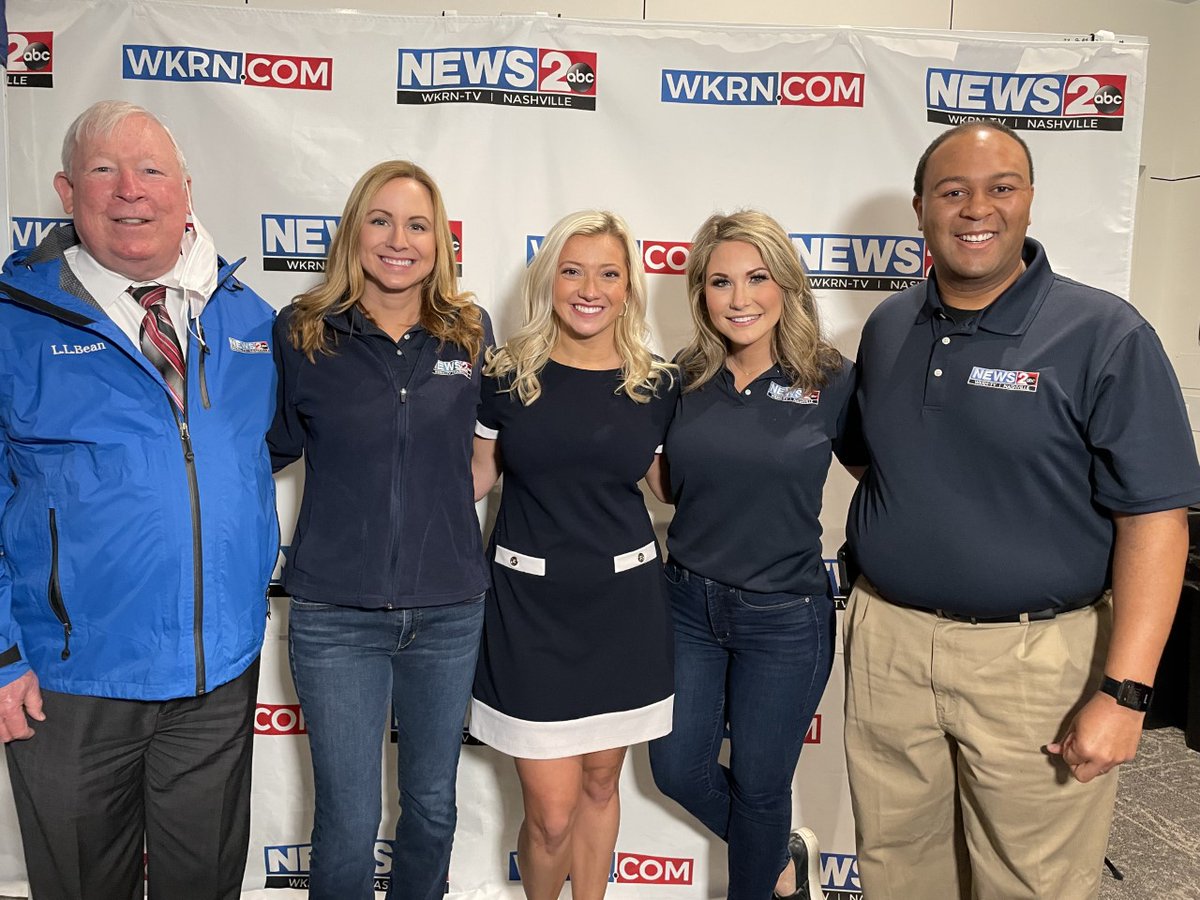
[{"left": 890, "top": 596, "right": 1102, "bottom": 625}]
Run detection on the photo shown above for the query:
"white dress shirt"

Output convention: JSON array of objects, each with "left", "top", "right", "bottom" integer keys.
[{"left": 63, "top": 244, "right": 191, "bottom": 361}]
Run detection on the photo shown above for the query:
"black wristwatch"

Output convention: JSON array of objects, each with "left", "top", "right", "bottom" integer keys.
[{"left": 1100, "top": 675, "right": 1154, "bottom": 712}]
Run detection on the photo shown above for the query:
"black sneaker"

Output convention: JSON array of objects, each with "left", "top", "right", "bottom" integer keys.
[{"left": 773, "top": 827, "right": 825, "bottom": 900}]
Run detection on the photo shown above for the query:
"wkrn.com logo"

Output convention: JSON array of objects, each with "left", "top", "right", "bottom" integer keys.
[
  {"left": 123, "top": 44, "right": 332, "bottom": 90},
  {"left": 509, "top": 850, "right": 693, "bottom": 885},
  {"left": 927, "top": 68, "right": 1126, "bottom": 132},
  {"left": 821, "top": 852, "right": 863, "bottom": 899},
  {"left": 262, "top": 215, "right": 464, "bottom": 275},
  {"left": 254, "top": 703, "right": 306, "bottom": 735},
  {"left": 661, "top": 69, "right": 863, "bottom": 107},
  {"left": 526, "top": 235, "right": 690, "bottom": 275},
  {"left": 7, "top": 32, "right": 54, "bottom": 88},
  {"left": 397, "top": 46, "right": 598, "bottom": 110},
  {"left": 791, "top": 233, "right": 931, "bottom": 291},
  {"left": 11, "top": 217, "right": 71, "bottom": 252}
]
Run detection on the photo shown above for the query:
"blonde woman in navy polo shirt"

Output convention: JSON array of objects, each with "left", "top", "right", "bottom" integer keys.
[
  {"left": 648, "top": 211, "right": 856, "bottom": 900},
  {"left": 268, "top": 161, "right": 490, "bottom": 900}
]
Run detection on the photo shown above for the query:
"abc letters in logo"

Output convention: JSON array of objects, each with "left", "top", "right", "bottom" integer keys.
[
  {"left": 565, "top": 61, "right": 595, "bottom": 93},
  {"left": 6, "top": 32, "right": 54, "bottom": 87}
]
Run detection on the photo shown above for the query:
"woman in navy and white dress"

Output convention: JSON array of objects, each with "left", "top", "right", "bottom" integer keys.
[{"left": 470, "top": 210, "right": 677, "bottom": 900}]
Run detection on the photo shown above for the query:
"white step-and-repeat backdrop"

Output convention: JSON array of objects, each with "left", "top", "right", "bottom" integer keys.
[{"left": 2, "top": 1, "right": 1145, "bottom": 897}]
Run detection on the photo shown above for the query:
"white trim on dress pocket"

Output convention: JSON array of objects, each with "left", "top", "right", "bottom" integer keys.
[
  {"left": 613, "top": 541, "right": 657, "bottom": 573},
  {"left": 495, "top": 544, "right": 546, "bottom": 576},
  {"left": 475, "top": 420, "right": 499, "bottom": 439}
]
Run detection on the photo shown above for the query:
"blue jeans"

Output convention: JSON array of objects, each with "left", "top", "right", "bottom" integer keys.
[
  {"left": 649, "top": 563, "right": 835, "bottom": 900},
  {"left": 288, "top": 594, "right": 485, "bottom": 900}
]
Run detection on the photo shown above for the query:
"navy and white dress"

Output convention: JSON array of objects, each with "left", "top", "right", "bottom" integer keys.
[{"left": 469, "top": 360, "right": 678, "bottom": 758}]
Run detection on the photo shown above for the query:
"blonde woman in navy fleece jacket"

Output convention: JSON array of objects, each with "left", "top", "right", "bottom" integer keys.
[{"left": 268, "top": 160, "right": 491, "bottom": 900}]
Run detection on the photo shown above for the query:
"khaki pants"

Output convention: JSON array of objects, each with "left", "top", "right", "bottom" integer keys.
[{"left": 843, "top": 580, "right": 1118, "bottom": 900}]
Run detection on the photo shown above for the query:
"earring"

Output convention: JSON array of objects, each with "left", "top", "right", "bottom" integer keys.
[{"left": 618, "top": 302, "right": 628, "bottom": 318}]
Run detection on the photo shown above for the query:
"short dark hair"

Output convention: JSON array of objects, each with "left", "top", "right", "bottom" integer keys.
[{"left": 913, "top": 120, "right": 1034, "bottom": 196}]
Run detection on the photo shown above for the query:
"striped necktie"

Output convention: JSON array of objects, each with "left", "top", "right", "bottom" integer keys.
[{"left": 132, "top": 283, "right": 186, "bottom": 413}]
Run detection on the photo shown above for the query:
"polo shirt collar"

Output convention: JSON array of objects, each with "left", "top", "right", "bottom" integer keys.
[
  {"left": 718, "top": 362, "right": 785, "bottom": 389},
  {"left": 326, "top": 302, "right": 427, "bottom": 340},
  {"left": 916, "top": 238, "right": 1053, "bottom": 336}
]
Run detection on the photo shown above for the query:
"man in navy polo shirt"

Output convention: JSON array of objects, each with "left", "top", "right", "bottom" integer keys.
[{"left": 843, "top": 120, "right": 1200, "bottom": 899}]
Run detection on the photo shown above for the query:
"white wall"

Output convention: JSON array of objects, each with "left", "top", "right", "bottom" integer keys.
[{"left": 166, "top": 0, "right": 1200, "bottom": 426}]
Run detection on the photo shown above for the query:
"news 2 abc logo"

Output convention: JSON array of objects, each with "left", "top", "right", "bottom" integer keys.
[
  {"left": 397, "top": 46, "right": 598, "bottom": 110},
  {"left": 261, "top": 215, "right": 463, "bottom": 275},
  {"left": 7, "top": 32, "right": 54, "bottom": 88},
  {"left": 926, "top": 68, "right": 1127, "bottom": 132}
]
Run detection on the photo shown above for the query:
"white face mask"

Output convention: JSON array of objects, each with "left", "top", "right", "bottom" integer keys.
[{"left": 179, "top": 184, "right": 218, "bottom": 319}]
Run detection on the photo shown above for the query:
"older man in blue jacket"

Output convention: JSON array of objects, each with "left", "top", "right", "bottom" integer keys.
[{"left": 0, "top": 100, "right": 278, "bottom": 900}]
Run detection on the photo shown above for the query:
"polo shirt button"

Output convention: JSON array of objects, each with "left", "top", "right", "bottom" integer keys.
[
  {"left": 744, "top": 389, "right": 751, "bottom": 395},
  {"left": 941, "top": 337, "right": 951, "bottom": 345},
  {"left": 396, "top": 349, "right": 403, "bottom": 356},
  {"left": 404, "top": 334, "right": 412, "bottom": 340},
  {"left": 637, "top": 552, "right": 645, "bottom": 562},
  {"left": 510, "top": 556, "right": 518, "bottom": 566},
  {"left": 933, "top": 368, "right": 943, "bottom": 377}
]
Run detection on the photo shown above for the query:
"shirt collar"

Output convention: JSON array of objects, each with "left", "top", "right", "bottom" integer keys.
[
  {"left": 916, "top": 238, "right": 1053, "bottom": 336},
  {"left": 65, "top": 243, "right": 186, "bottom": 315},
  {"left": 718, "top": 362, "right": 785, "bottom": 389},
  {"left": 327, "top": 302, "right": 427, "bottom": 340}
]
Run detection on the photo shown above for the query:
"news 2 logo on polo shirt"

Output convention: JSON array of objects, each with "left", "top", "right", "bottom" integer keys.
[
  {"left": 7, "top": 32, "right": 55, "bottom": 88},
  {"left": 967, "top": 366, "right": 1041, "bottom": 392},
  {"left": 926, "top": 68, "right": 1126, "bottom": 131},
  {"left": 262, "top": 216, "right": 464, "bottom": 274},
  {"left": 122, "top": 44, "right": 333, "bottom": 90},
  {"left": 397, "top": 46, "right": 598, "bottom": 109},
  {"left": 661, "top": 68, "right": 864, "bottom": 107}
]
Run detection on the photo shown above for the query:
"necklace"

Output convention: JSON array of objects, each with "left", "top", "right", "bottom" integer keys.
[{"left": 727, "top": 355, "right": 772, "bottom": 387}]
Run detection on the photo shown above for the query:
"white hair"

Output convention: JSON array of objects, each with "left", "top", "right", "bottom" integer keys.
[{"left": 60, "top": 100, "right": 189, "bottom": 179}]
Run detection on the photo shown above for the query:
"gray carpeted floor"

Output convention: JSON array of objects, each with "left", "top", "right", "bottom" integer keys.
[
  {"left": 1101, "top": 726, "right": 1200, "bottom": 900},
  {"left": 2, "top": 727, "right": 1197, "bottom": 898}
]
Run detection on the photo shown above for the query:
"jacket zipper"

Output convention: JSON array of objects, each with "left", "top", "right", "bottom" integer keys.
[
  {"left": 46, "top": 508, "right": 73, "bottom": 660},
  {"left": 177, "top": 414, "right": 206, "bottom": 695},
  {"left": 197, "top": 322, "right": 212, "bottom": 409},
  {"left": 387, "top": 344, "right": 431, "bottom": 601}
]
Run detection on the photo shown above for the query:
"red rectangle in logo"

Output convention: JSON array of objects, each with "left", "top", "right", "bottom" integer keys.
[
  {"left": 1063, "top": 74, "right": 1125, "bottom": 117},
  {"left": 538, "top": 49, "right": 597, "bottom": 95},
  {"left": 642, "top": 240, "right": 690, "bottom": 275},
  {"left": 8, "top": 32, "right": 54, "bottom": 72},
  {"left": 244, "top": 54, "right": 333, "bottom": 91},
  {"left": 779, "top": 72, "right": 863, "bottom": 107}
]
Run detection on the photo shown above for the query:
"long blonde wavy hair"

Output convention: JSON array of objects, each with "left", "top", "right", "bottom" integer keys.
[
  {"left": 287, "top": 160, "right": 484, "bottom": 361},
  {"left": 485, "top": 209, "right": 674, "bottom": 405},
  {"left": 676, "top": 210, "right": 841, "bottom": 392}
]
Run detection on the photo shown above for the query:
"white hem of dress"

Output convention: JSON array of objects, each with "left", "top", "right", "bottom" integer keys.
[{"left": 468, "top": 694, "right": 673, "bottom": 759}]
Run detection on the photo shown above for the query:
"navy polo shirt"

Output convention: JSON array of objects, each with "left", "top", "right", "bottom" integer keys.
[
  {"left": 847, "top": 238, "right": 1200, "bottom": 616},
  {"left": 665, "top": 358, "right": 855, "bottom": 595}
]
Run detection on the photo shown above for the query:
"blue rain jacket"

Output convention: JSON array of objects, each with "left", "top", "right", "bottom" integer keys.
[{"left": 0, "top": 225, "right": 279, "bottom": 699}]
